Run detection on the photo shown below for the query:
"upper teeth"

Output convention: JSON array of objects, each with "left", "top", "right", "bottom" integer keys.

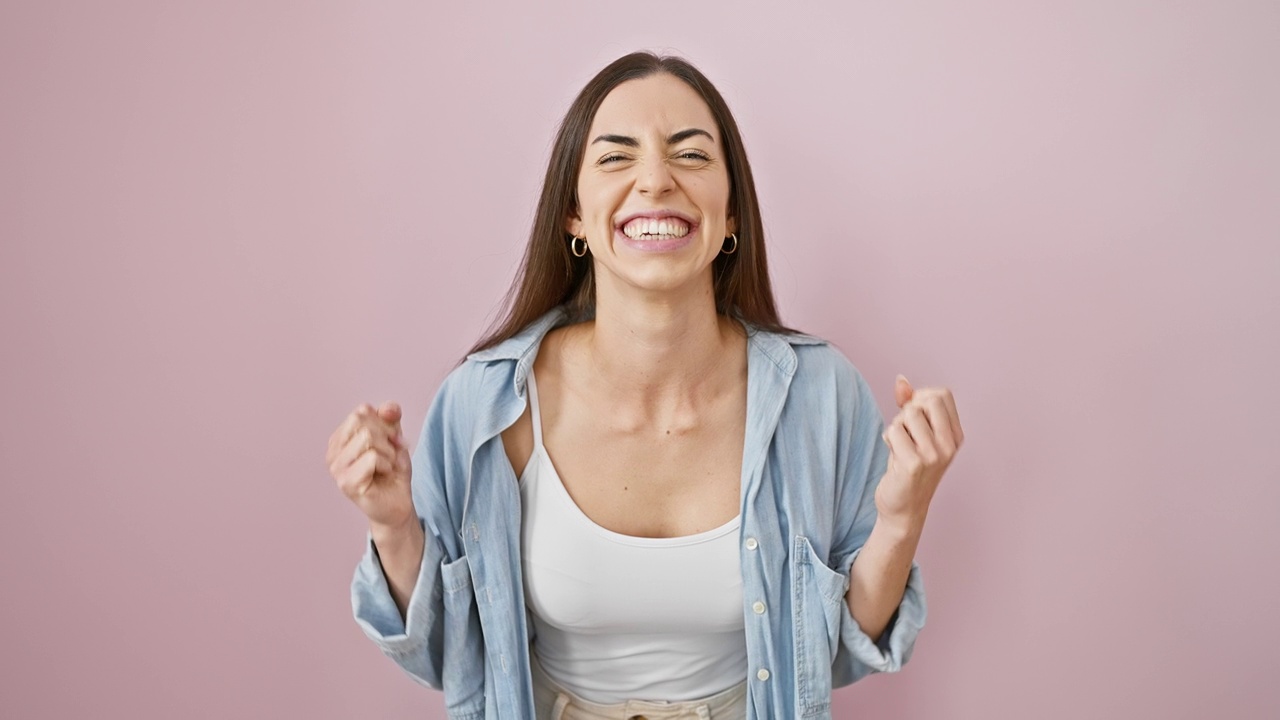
[{"left": 622, "top": 217, "right": 691, "bottom": 239}]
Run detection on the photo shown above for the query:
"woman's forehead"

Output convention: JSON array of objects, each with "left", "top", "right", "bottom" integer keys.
[{"left": 589, "top": 74, "right": 718, "bottom": 141}]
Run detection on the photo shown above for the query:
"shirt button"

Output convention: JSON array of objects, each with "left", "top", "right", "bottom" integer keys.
[
  {"left": 752, "top": 601, "right": 766, "bottom": 614},
  {"left": 745, "top": 537, "right": 759, "bottom": 550},
  {"left": 757, "top": 668, "right": 770, "bottom": 681}
]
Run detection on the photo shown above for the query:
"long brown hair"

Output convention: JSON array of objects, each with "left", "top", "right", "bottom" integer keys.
[{"left": 469, "top": 51, "right": 794, "bottom": 354}]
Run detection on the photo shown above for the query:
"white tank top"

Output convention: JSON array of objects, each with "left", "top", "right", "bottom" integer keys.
[{"left": 518, "top": 370, "right": 748, "bottom": 704}]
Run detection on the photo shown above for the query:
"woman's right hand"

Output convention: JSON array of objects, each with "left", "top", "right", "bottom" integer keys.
[{"left": 326, "top": 402, "right": 415, "bottom": 532}]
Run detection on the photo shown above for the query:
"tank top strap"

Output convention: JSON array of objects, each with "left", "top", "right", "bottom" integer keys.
[{"left": 527, "top": 368, "right": 545, "bottom": 449}]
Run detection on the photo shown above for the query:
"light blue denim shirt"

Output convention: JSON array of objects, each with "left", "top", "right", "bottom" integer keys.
[{"left": 351, "top": 308, "right": 926, "bottom": 720}]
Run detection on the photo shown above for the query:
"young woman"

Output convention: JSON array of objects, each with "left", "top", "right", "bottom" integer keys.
[{"left": 326, "top": 51, "right": 963, "bottom": 720}]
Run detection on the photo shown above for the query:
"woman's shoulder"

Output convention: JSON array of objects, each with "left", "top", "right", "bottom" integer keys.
[
  {"left": 749, "top": 326, "right": 856, "bottom": 374},
  {"left": 421, "top": 352, "right": 517, "bottom": 427},
  {"left": 765, "top": 330, "right": 875, "bottom": 405},
  {"left": 792, "top": 337, "right": 857, "bottom": 376}
]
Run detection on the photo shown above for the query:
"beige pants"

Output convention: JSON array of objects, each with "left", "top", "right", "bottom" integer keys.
[{"left": 530, "top": 654, "right": 749, "bottom": 720}]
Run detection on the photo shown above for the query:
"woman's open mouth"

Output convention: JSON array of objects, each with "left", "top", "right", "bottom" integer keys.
[
  {"left": 614, "top": 213, "right": 698, "bottom": 252},
  {"left": 620, "top": 216, "right": 691, "bottom": 240}
]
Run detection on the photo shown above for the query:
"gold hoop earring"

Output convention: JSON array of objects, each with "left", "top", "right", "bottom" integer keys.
[
  {"left": 571, "top": 235, "right": 588, "bottom": 258},
  {"left": 722, "top": 233, "right": 738, "bottom": 255}
]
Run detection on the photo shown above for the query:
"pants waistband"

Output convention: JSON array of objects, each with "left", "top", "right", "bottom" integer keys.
[{"left": 530, "top": 653, "right": 748, "bottom": 720}]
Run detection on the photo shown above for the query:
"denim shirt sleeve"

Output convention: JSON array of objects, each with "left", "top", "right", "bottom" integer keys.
[
  {"left": 827, "top": 362, "right": 927, "bottom": 687},
  {"left": 349, "top": 368, "right": 470, "bottom": 690},
  {"left": 351, "top": 521, "right": 448, "bottom": 687}
]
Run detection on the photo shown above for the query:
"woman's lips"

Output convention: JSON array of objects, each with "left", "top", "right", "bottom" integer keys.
[{"left": 612, "top": 212, "right": 699, "bottom": 253}]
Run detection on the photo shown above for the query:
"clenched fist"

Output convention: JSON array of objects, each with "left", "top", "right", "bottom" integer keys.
[
  {"left": 874, "top": 375, "right": 964, "bottom": 532},
  {"left": 326, "top": 402, "right": 415, "bottom": 531}
]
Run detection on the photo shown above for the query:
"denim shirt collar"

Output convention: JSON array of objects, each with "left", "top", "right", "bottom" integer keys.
[
  {"left": 465, "top": 306, "right": 571, "bottom": 399},
  {"left": 465, "top": 305, "right": 827, "bottom": 399}
]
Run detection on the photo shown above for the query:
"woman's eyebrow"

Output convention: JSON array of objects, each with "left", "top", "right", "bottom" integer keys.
[
  {"left": 591, "top": 134, "right": 640, "bottom": 147},
  {"left": 590, "top": 128, "right": 715, "bottom": 146},
  {"left": 667, "top": 128, "right": 713, "bottom": 144}
]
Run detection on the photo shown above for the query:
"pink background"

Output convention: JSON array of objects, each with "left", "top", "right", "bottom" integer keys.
[{"left": 3, "top": 1, "right": 1277, "bottom": 718}]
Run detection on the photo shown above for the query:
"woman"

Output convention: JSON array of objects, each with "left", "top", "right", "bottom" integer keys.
[{"left": 326, "top": 51, "right": 963, "bottom": 720}]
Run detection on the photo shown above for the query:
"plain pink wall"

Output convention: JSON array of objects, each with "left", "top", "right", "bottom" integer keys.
[{"left": 3, "top": 1, "right": 1277, "bottom": 717}]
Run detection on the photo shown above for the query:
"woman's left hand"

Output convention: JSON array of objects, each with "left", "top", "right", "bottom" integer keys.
[{"left": 874, "top": 375, "right": 964, "bottom": 534}]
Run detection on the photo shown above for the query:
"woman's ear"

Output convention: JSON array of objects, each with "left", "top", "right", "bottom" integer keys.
[
  {"left": 564, "top": 214, "right": 583, "bottom": 238},
  {"left": 727, "top": 215, "right": 737, "bottom": 236}
]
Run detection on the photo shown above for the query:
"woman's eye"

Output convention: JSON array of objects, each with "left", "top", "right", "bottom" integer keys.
[
  {"left": 599, "top": 154, "right": 627, "bottom": 164},
  {"left": 677, "top": 151, "right": 711, "bottom": 161}
]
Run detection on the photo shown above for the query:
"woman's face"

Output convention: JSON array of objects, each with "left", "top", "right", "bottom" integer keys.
[{"left": 567, "top": 73, "right": 735, "bottom": 299}]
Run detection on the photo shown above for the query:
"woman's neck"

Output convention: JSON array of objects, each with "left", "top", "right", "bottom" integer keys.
[{"left": 569, "top": 279, "right": 745, "bottom": 407}]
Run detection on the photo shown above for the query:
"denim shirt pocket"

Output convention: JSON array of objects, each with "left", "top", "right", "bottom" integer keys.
[
  {"left": 792, "top": 535, "right": 848, "bottom": 718},
  {"left": 440, "top": 554, "right": 486, "bottom": 719}
]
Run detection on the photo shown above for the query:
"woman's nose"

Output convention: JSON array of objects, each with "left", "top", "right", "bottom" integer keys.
[{"left": 635, "top": 159, "right": 675, "bottom": 197}]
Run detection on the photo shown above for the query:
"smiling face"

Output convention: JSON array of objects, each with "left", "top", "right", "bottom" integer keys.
[{"left": 566, "top": 72, "right": 736, "bottom": 301}]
